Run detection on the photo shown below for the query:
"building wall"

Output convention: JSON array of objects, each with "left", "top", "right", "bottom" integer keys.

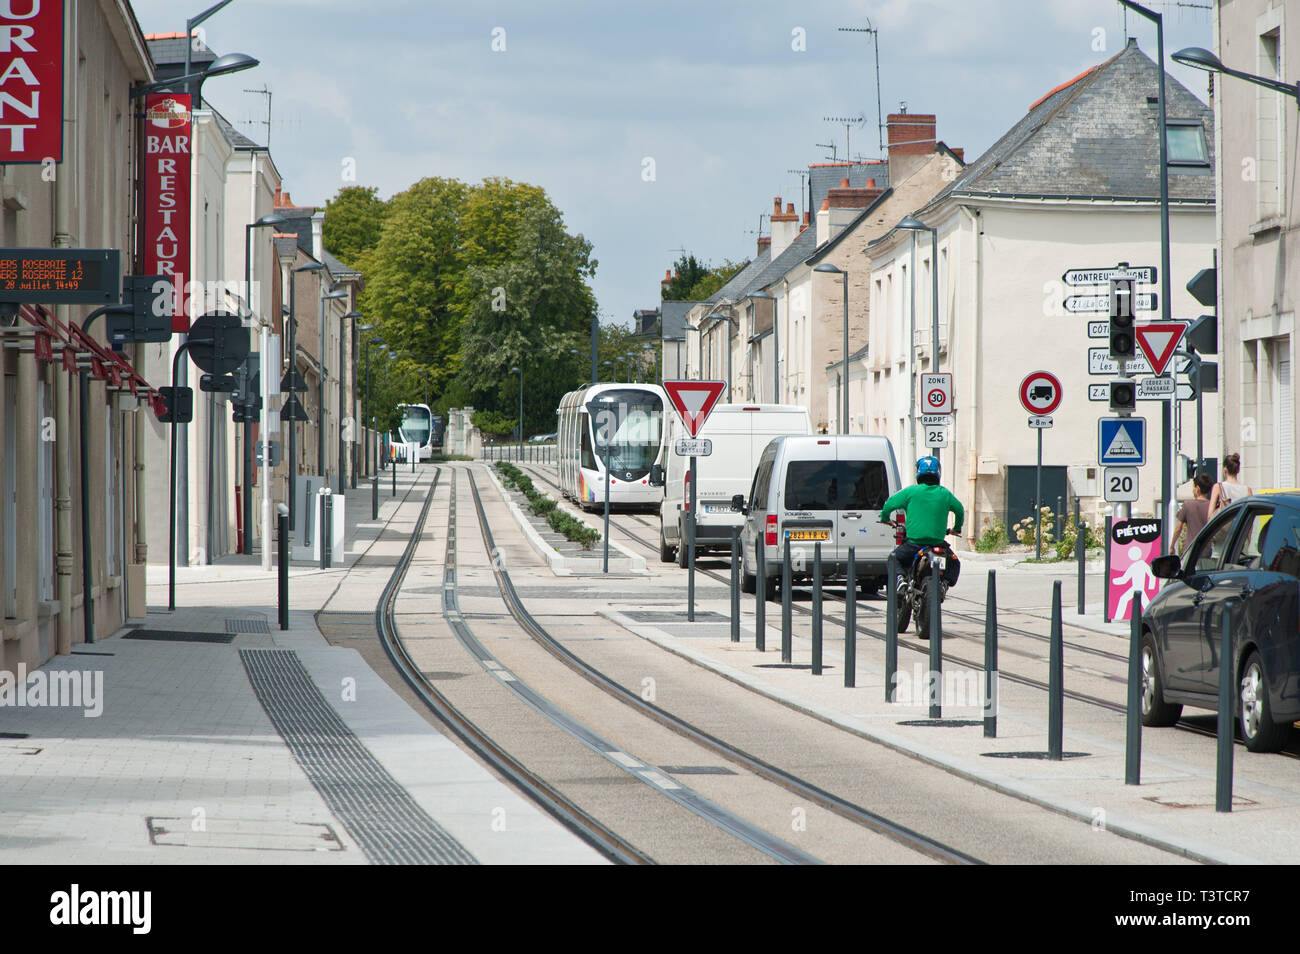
[
  {"left": 1, "top": 0, "right": 153, "bottom": 671},
  {"left": 1217, "top": 0, "right": 1299, "bottom": 491}
]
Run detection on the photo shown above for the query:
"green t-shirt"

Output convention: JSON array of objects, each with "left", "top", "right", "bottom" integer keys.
[{"left": 880, "top": 483, "right": 964, "bottom": 545}]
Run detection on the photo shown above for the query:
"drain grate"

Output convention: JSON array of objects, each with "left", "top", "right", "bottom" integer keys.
[
  {"left": 1144, "top": 795, "right": 1257, "bottom": 809},
  {"left": 240, "top": 648, "right": 477, "bottom": 866},
  {"left": 623, "top": 610, "right": 727, "bottom": 622},
  {"left": 659, "top": 765, "right": 738, "bottom": 776},
  {"left": 981, "top": 750, "right": 1091, "bottom": 760},
  {"left": 125, "top": 629, "right": 233, "bottom": 644},
  {"left": 896, "top": 719, "right": 984, "bottom": 728},
  {"left": 146, "top": 817, "right": 344, "bottom": 852},
  {"left": 226, "top": 618, "right": 271, "bottom": 634}
]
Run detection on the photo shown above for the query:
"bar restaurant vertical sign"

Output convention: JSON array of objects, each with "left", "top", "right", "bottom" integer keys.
[
  {"left": 0, "top": 0, "right": 63, "bottom": 163},
  {"left": 143, "top": 93, "right": 191, "bottom": 332}
]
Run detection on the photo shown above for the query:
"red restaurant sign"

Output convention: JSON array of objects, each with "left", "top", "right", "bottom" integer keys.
[
  {"left": 142, "top": 93, "right": 191, "bottom": 332},
  {"left": 0, "top": 0, "right": 63, "bottom": 163}
]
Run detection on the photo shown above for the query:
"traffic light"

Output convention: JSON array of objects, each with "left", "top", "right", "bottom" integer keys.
[
  {"left": 1108, "top": 277, "right": 1135, "bottom": 359},
  {"left": 157, "top": 385, "right": 193, "bottom": 424},
  {"left": 1109, "top": 378, "right": 1136, "bottom": 413},
  {"left": 1186, "top": 314, "right": 1217, "bottom": 355},
  {"left": 106, "top": 275, "right": 172, "bottom": 346},
  {"left": 199, "top": 373, "right": 238, "bottom": 393}
]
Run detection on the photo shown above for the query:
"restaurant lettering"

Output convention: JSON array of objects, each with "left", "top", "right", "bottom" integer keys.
[{"left": 0, "top": 0, "right": 62, "bottom": 162}]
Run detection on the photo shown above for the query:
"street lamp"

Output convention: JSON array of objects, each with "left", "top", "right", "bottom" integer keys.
[
  {"left": 813, "top": 264, "right": 851, "bottom": 434},
  {"left": 319, "top": 287, "right": 348, "bottom": 484},
  {"left": 510, "top": 365, "right": 523, "bottom": 461},
  {"left": 340, "top": 310, "right": 361, "bottom": 489},
  {"left": 364, "top": 337, "right": 385, "bottom": 477},
  {"left": 281, "top": 259, "right": 323, "bottom": 534},
  {"left": 894, "top": 217, "right": 940, "bottom": 452},
  {"left": 1118, "top": 0, "right": 1175, "bottom": 543},
  {"left": 1172, "top": 46, "right": 1300, "bottom": 105}
]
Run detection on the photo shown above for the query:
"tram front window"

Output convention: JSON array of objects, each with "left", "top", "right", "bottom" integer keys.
[
  {"left": 590, "top": 390, "right": 662, "bottom": 478},
  {"left": 398, "top": 406, "right": 431, "bottom": 445}
]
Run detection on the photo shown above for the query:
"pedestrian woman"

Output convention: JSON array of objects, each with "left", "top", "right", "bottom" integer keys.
[{"left": 1208, "top": 452, "right": 1253, "bottom": 514}]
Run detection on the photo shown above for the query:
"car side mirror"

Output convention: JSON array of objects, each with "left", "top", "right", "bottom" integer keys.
[
  {"left": 732, "top": 493, "right": 747, "bottom": 515},
  {"left": 1151, "top": 554, "right": 1182, "bottom": 579},
  {"left": 649, "top": 464, "right": 664, "bottom": 487}
]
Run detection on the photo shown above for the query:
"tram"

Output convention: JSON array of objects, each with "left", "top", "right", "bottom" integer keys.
[
  {"left": 556, "top": 383, "right": 666, "bottom": 509},
  {"left": 389, "top": 403, "right": 444, "bottom": 461}
]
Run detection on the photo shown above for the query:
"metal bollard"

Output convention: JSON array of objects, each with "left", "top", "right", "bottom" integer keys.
[
  {"left": 755, "top": 539, "right": 766, "bottom": 652},
  {"left": 371, "top": 475, "right": 378, "bottom": 521},
  {"left": 1075, "top": 498, "right": 1085, "bottom": 615},
  {"left": 1056, "top": 495, "right": 1064, "bottom": 541},
  {"left": 319, "top": 493, "right": 329, "bottom": 570},
  {"left": 1125, "top": 593, "right": 1143, "bottom": 784},
  {"left": 1216, "top": 605, "right": 1234, "bottom": 813},
  {"left": 781, "top": 539, "right": 793, "bottom": 664},
  {"left": 392, "top": 456, "right": 397, "bottom": 497},
  {"left": 885, "top": 553, "right": 898, "bottom": 702},
  {"left": 812, "top": 542, "right": 823, "bottom": 675},
  {"left": 278, "top": 509, "right": 289, "bottom": 630},
  {"left": 1048, "top": 580, "right": 1063, "bottom": 759},
  {"left": 984, "top": 570, "right": 997, "bottom": 738},
  {"left": 844, "top": 547, "right": 856, "bottom": 688},
  {"left": 730, "top": 528, "right": 740, "bottom": 643},
  {"left": 411, "top": 449, "right": 416, "bottom": 473},
  {"left": 929, "top": 560, "right": 942, "bottom": 718},
  {"left": 1103, "top": 515, "right": 1113, "bottom": 623}
]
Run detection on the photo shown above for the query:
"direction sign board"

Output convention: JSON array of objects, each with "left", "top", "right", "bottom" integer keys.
[
  {"left": 923, "top": 422, "right": 950, "bottom": 447},
  {"left": 1088, "top": 383, "right": 1108, "bottom": 402},
  {"left": 674, "top": 438, "right": 713, "bottom": 456},
  {"left": 920, "top": 372, "right": 953, "bottom": 415},
  {"left": 1134, "top": 322, "right": 1187, "bottom": 376},
  {"left": 663, "top": 380, "right": 726, "bottom": 438},
  {"left": 920, "top": 414, "right": 951, "bottom": 427},
  {"left": 1019, "top": 371, "right": 1062, "bottom": 416},
  {"left": 1098, "top": 417, "right": 1146, "bottom": 466},
  {"left": 1087, "top": 320, "right": 1108, "bottom": 339},
  {"left": 1062, "top": 265, "right": 1157, "bottom": 286},
  {"left": 1088, "top": 348, "right": 1190, "bottom": 376},
  {"left": 1136, "top": 374, "right": 1174, "bottom": 400},
  {"left": 1064, "top": 292, "right": 1158, "bottom": 314},
  {"left": 1103, "top": 467, "right": 1139, "bottom": 502}
]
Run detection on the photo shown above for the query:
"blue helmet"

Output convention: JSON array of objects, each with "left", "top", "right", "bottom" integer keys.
[{"left": 916, "top": 456, "right": 941, "bottom": 480}]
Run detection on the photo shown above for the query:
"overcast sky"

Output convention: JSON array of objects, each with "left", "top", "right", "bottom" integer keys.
[{"left": 128, "top": 0, "right": 1214, "bottom": 328}]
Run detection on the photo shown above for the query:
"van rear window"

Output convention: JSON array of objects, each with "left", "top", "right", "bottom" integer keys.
[
  {"left": 839, "top": 460, "right": 889, "bottom": 510},
  {"left": 784, "top": 461, "right": 837, "bottom": 510},
  {"left": 783, "top": 459, "right": 889, "bottom": 510}
]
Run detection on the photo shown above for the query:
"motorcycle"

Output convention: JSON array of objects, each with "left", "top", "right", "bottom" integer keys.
[{"left": 887, "top": 521, "right": 960, "bottom": 638}]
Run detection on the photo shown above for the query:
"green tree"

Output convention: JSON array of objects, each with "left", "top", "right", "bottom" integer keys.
[
  {"left": 687, "top": 258, "right": 748, "bottom": 301},
  {"left": 661, "top": 253, "right": 711, "bottom": 300},
  {"left": 322, "top": 185, "right": 387, "bottom": 270}
]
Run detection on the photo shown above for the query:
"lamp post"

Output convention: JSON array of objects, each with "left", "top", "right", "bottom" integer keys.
[
  {"left": 340, "top": 310, "right": 361, "bottom": 490},
  {"left": 364, "top": 337, "right": 385, "bottom": 477},
  {"left": 814, "top": 264, "right": 851, "bottom": 433},
  {"left": 1119, "top": 0, "right": 1175, "bottom": 543},
  {"left": 895, "top": 217, "right": 940, "bottom": 453},
  {"left": 319, "top": 287, "right": 348, "bottom": 484},
  {"left": 511, "top": 365, "right": 523, "bottom": 459},
  {"left": 748, "top": 291, "right": 776, "bottom": 401},
  {"left": 241, "top": 213, "right": 284, "bottom": 555},
  {"left": 283, "top": 260, "right": 323, "bottom": 534}
]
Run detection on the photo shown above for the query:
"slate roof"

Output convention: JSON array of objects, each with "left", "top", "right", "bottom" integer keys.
[
  {"left": 748, "top": 226, "right": 818, "bottom": 294},
  {"left": 809, "top": 161, "right": 890, "bottom": 211},
  {"left": 212, "top": 108, "right": 262, "bottom": 149},
  {"left": 322, "top": 249, "right": 360, "bottom": 279},
  {"left": 704, "top": 248, "right": 771, "bottom": 303},
  {"left": 660, "top": 300, "right": 698, "bottom": 341},
  {"left": 145, "top": 34, "right": 216, "bottom": 84},
  {"left": 928, "top": 39, "right": 1213, "bottom": 206}
]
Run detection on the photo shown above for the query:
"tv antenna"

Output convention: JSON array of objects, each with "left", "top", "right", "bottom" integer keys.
[
  {"left": 815, "top": 141, "right": 839, "bottom": 162},
  {"left": 786, "top": 168, "right": 810, "bottom": 219},
  {"left": 242, "top": 85, "right": 272, "bottom": 147},
  {"left": 823, "top": 114, "right": 866, "bottom": 164},
  {"left": 838, "top": 21, "right": 884, "bottom": 152}
]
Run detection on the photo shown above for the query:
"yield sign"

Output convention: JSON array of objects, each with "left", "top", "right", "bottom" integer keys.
[
  {"left": 1134, "top": 322, "right": 1186, "bottom": 376},
  {"left": 663, "top": 380, "right": 726, "bottom": 438}
]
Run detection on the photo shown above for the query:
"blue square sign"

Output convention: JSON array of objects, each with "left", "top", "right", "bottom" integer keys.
[{"left": 1098, "top": 417, "right": 1146, "bottom": 466}]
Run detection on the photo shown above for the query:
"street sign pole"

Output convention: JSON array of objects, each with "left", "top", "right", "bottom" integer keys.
[
  {"left": 603, "top": 457, "right": 610, "bottom": 574},
  {"left": 1035, "top": 427, "right": 1043, "bottom": 560},
  {"left": 688, "top": 455, "right": 697, "bottom": 621}
]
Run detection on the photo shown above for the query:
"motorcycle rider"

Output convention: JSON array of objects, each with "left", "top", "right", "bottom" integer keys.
[{"left": 880, "top": 456, "right": 964, "bottom": 598}]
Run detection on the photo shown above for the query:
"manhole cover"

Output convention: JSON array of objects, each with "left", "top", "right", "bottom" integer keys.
[
  {"left": 226, "top": 618, "right": 270, "bottom": 634},
  {"left": 896, "top": 719, "right": 984, "bottom": 728},
  {"left": 622, "top": 610, "right": 727, "bottom": 622},
  {"left": 125, "top": 629, "right": 233, "bottom": 644},
  {"left": 981, "top": 751, "right": 1091, "bottom": 760},
  {"left": 145, "top": 817, "right": 345, "bottom": 852}
]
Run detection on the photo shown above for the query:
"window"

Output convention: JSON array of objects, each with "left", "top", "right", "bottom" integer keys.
[
  {"left": 784, "top": 460, "right": 837, "bottom": 511},
  {"left": 838, "top": 460, "right": 889, "bottom": 510},
  {"left": 1166, "top": 122, "right": 1209, "bottom": 166},
  {"left": 1188, "top": 510, "right": 1236, "bottom": 575},
  {"left": 1257, "top": 29, "right": 1283, "bottom": 219},
  {"left": 1226, "top": 508, "right": 1271, "bottom": 569},
  {"left": 1260, "top": 508, "right": 1300, "bottom": 577},
  {"left": 751, "top": 458, "right": 773, "bottom": 512}
]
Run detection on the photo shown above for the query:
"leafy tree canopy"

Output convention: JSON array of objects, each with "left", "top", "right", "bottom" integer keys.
[{"left": 321, "top": 185, "right": 387, "bottom": 270}]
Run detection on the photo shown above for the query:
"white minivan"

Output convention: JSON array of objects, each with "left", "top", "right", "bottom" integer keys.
[
  {"left": 655, "top": 403, "right": 811, "bottom": 566},
  {"left": 736, "top": 434, "right": 902, "bottom": 598}
]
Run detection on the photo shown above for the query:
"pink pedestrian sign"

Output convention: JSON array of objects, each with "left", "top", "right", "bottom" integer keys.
[{"left": 1108, "top": 518, "right": 1163, "bottom": 621}]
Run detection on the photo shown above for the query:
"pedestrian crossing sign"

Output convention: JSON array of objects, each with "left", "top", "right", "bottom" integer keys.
[{"left": 1098, "top": 417, "right": 1146, "bottom": 466}]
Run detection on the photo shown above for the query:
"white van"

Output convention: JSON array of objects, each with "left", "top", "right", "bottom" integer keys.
[
  {"left": 655, "top": 403, "right": 811, "bottom": 566},
  {"left": 736, "top": 434, "right": 902, "bottom": 598}
]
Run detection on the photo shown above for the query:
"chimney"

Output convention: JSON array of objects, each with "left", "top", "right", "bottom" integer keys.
[
  {"left": 770, "top": 198, "right": 799, "bottom": 257},
  {"left": 819, "top": 177, "right": 884, "bottom": 244},
  {"left": 815, "top": 198, "right": 831, "bottom": 246},
  {"left": 886, "top": 112, "right": 936, "bottom": 157},
  {"left": 311, "top": 210, "right": 324, "bottom": 263},
  {"left": 757, "top": 235, "right": 771, "bottom": 255}
]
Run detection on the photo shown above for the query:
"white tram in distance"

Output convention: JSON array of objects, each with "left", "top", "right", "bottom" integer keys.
[
  {"left": 556, "top": 383, "right": 666, "bottom": 509},
  {"left": 389, "top": 403, "right": 444, "bottom": 461}
]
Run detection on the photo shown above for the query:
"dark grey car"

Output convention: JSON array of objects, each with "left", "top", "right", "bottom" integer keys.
[{"left": 1143, "top": 494, "right": 1300, "bottom": 752}]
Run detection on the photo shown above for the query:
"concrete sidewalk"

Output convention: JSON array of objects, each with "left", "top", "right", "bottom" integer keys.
[{"left": 0, "top": 464, "right": 603, "bottom": 865}]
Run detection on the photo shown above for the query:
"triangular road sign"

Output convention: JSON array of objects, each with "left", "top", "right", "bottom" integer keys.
[
  {"left": 663, "top": 380, "right": 726, "bottom": 438},
  {"left": 1135, "top": 322, "right": 1186, "bottom": 376},
  {"left": 1105, "top": 424, "right": 1139, "bottom": 460}
]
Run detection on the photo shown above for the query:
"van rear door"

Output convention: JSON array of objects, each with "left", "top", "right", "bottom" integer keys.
[
  {"left": 836, "top": 453, "right": 894, "bottom": 558},
  {"left": 778, "top": 438, "right": 837, "bottom": 564}
]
